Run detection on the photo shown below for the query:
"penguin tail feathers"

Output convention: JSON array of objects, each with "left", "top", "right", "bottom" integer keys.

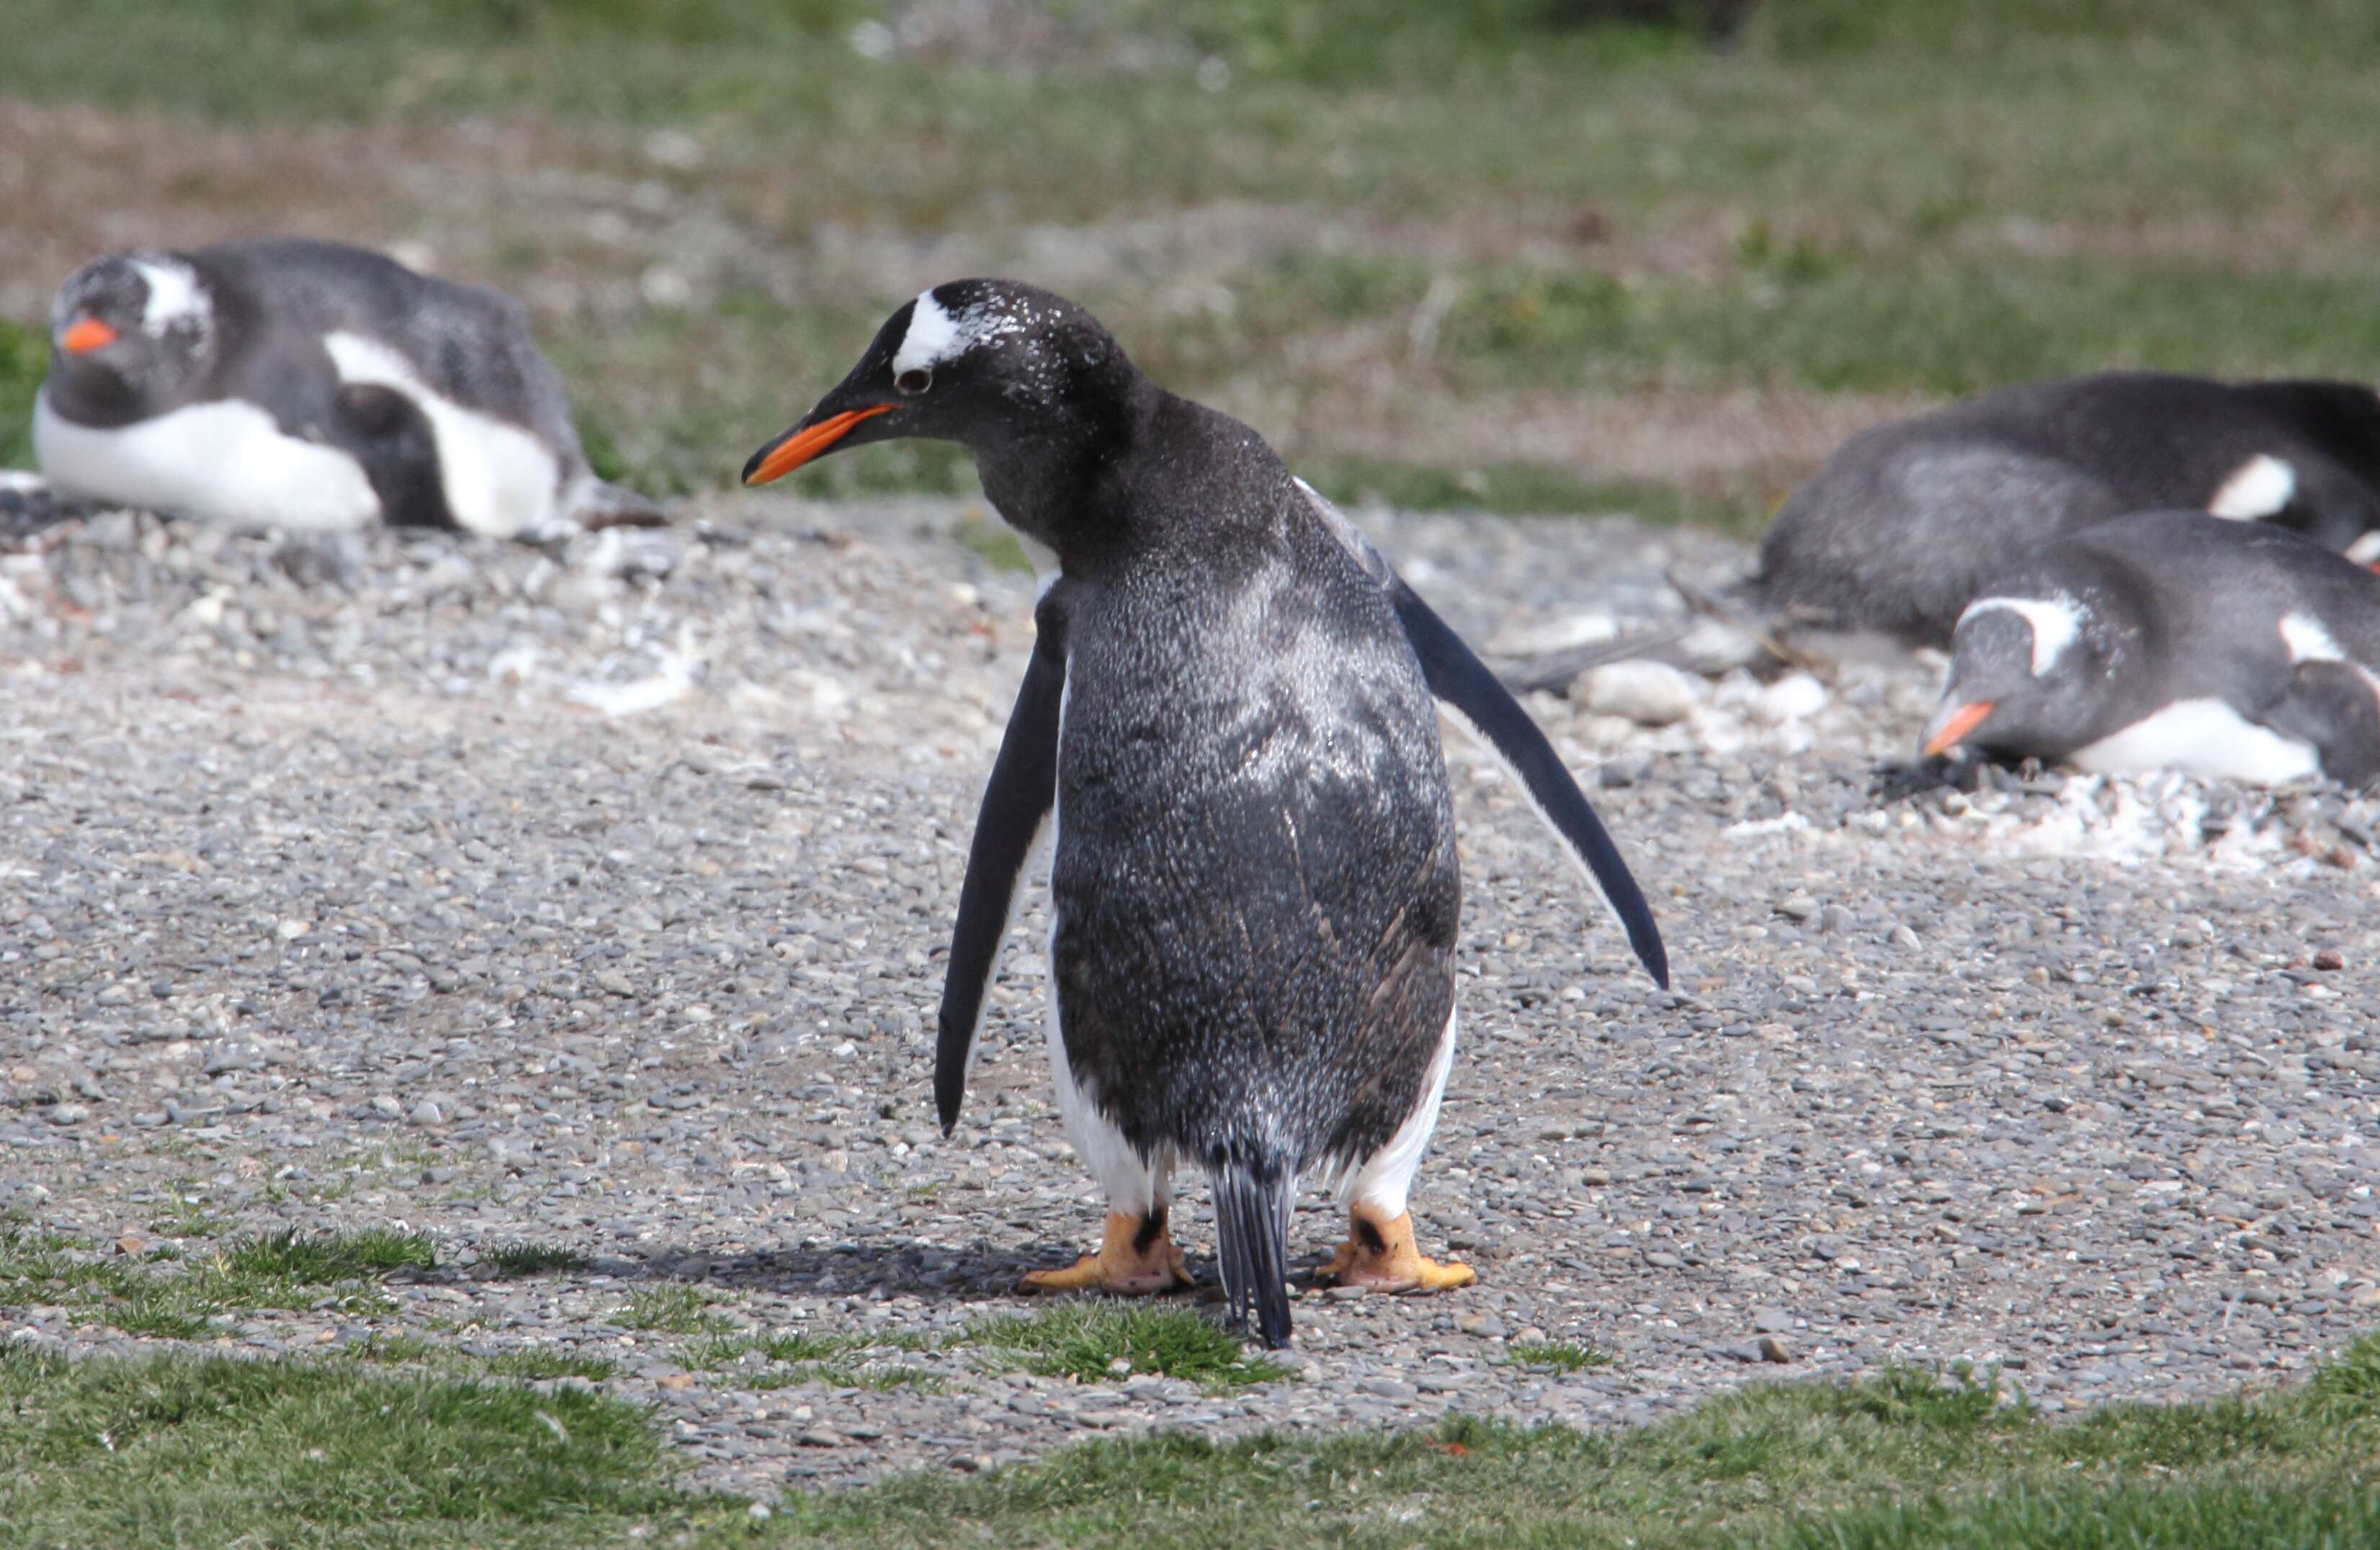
[{"left": 1212, "top": 1158, "right": 1295, "bottom": 1349}]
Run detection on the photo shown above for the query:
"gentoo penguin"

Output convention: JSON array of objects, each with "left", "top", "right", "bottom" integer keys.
[
  {"left": 1921, "top": 511, "right": 2380, "bottom": 787},
  {"left": 742, "top": 279, "right": 1667, "bottom": 1346},
  {"left": 33, "top": 239, "right": 659, "bottom": 538},
  {"left": 1758, "top": 372, "right": 2380, "bottom": 646}
]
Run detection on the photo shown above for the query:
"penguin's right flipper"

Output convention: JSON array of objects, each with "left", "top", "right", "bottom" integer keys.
[
  {"left": 1389, "top": 578, "right": 1669, "bottom": 990},
  {"left": 934, "top": 586, "right": 1069, "bottom": 1134},
  {"left": 2259, "top": 661, "right": 2380, "bottom": 788}
]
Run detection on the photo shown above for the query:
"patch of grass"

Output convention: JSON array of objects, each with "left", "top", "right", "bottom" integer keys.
[
  {"left": 686, "top": 1328, "right": 939, "bottom": 1392},
  {"left": 964, "top": 1304, "right": 1293, "bottom": 1393},
  {"left": 749, "top": 1362, "right": 944, "bottom": 1394},
  {"left": 145, "top": 1183, "right": 233, "bottom": 1240},
  {"left": 220, "top": 1227, "right": 437, "bottom": 1282},
  {"left": 1301, "top": 456, "right": 1764, "bottom": 533},
  {"left": 769, "top": 1348, "right": 2380, "bottom": 1547},
  {"left": 483, "top": 1242, "right": 591, "bottom": 1278},
  {"left": 0, "top": 1343, "right": 732, "bottom": 1547},
  {"left": 346, "top": 1332, "right": 444, "bottom": 1366},
  {"left": 952, "top": 514, "right": 1034, "bottom": 575},
  {"left": 345, "top": 1331, "right": 619, "bottom": 1383},
  {"left": 1506, "top": 1339, "right": 1612, "bottom": 1373},
  {"left": 479, "top": 1348, "right": 620, "bottom": 1383},
  {"left": 614, "top": 1284, "right": 733, "bottom": 1335},
  {"left": 0, "top": 1225, "right": 430, "bottom": 1342},
  {"left": 0, "top": 320, "right": 44, "bottom": 472}
]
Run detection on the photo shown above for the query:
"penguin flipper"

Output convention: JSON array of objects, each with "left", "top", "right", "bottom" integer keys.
[
  {"left": 934, "top": 592, "right": 1068, "bottom": 1134},
  {"left": 1390, "top": 578, "right": 1670, "bottom": 989},
  {"left": 2258, "top": 661, "right": 2380, "bottom": 788}
]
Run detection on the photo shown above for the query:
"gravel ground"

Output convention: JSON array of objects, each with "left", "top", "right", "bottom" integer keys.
[{"left": 4, "top": 494, "right": 2379, "bottom": 1502}]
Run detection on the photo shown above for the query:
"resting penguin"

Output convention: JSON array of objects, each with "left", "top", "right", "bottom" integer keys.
[
  {"left": 33, "top": 238, "right": 659, "bottom": 538},
  {"left": 1758, "top": 372, "right": 2380, "bottom": 647},
  {"left": 742, "top": 279, "right": 1668, "bottom": 1345},
  {"left": 1920, "top": 511, "right": 2380, "bottom": 787}
]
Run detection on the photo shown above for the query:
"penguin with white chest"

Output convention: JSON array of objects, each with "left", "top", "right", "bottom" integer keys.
[
  {"left": 34, "top": 238, "right": 658, "bottom": 539},
  {"left": 743, "top": 279, "right": 1667, "bottom": 1345},
  {"left": 1758, "top": 372, "right": 2380, "bottom": 647},
  {"left": 1922, "top": 512, "right": 2380, "bottom": 787}
]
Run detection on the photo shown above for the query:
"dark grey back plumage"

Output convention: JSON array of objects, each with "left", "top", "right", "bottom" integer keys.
[
  {"left": 1760, "top": 372, "right": 2380, "bottom": 645},
  {"left": 1045, "top": 396, "right": 1460, "bottom": 1177}
]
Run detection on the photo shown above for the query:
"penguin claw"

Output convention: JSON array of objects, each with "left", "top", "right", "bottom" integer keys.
[
  {"left": 1019, "top": 1210, "right": 1194, "bottom": 1295},
  {"left": 1320, "top": 1209, "right": 1476, "bottom": 1293}
]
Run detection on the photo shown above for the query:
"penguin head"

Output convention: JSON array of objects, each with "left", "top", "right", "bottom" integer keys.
[
  {"left": 45, "top": 251, "right": 216, "bottom": 417},
  {"left": 743, "top": 279, "right": 1139, "bottom": 546},
  {"left": 1922, "top": 589, "right": 2119, "bottom": 761}
]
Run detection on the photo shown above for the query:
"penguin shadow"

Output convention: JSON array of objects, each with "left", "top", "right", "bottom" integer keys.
[
  {"left": 579, "top": 1239, "right": 1321, "bottom": 1310},
  {"left": 578, "top": 1239, "right": 1207, "bottom": 1305},
  {"left": 1871, "top": 747, "right": 2063, "bottom": 804}
]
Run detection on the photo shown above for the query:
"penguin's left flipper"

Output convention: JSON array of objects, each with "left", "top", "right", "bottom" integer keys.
[
  {"left": 2258, "top": 661, "right": 2380, "bottom": 788},
  {"left": 933, "top": 584, "right": 1070, "bottom": 1134},
  {"left": 1390, "top": 578, "right": 1670, "bottom": 989},
  {"left": 1291, "top": 476, "right": 1666, "bottom": 982}
]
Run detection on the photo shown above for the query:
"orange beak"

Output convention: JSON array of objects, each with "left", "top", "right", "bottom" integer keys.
[
  {"left": 1922, "top": 699, "right": 1995, "bottom": 757},
  {"left": 741, "top": 404, "right": 898, "bottom": 486},
  {"left": 61, "top": 317, "right": 119, "bottom": 354}
]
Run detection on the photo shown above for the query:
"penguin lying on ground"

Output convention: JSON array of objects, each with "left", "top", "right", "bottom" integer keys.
[
  {"left": 743, "top": 279, "right": 1667, "bottom": 1346},
  {"left": 1920, "top": 512, "right": 2380, "bottom": 787},
  {"left": 34, "top": 238, "right": 660, "bottom": 539},
  {"left": 1755, "top": 372, "right": 2380, "bottom": 648}
]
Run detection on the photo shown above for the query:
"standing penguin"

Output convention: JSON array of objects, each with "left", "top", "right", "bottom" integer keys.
[
  {"left": 1921, "top": 512, "right": 2380, "bottom": 786},
  {"left": 1758, "top": 372, "right": 2380, "bottom": 646},
  {"left": 744, "top": 279, "right": 1666, "bottom": 1345},
  {"left": 34, "top": 238, "right": 659, "bottom": 538}
]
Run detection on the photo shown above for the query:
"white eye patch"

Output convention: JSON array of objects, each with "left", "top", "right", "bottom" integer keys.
[
  {"left": 1960, "top": 594, "right": 2082, "bottom": 677},
  {"left": 892, "top": 290, "right": 966, "bottom": 375},
  {"left": 2207, "top": 453, "right": 2296, "bottom": 520},
  {"left": 131, "top": 257, "right": 207, "bottom": 335}
]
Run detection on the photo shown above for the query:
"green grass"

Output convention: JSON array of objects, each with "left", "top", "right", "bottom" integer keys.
[
  {"left": 222, "top": 1227, "right": 438, "bottom": 1281},
  {"left": 684, "top": 1328, "right": 939, "bottom": 1391},
  {"left": 952, "top": 512, "right": 1036, "bottom": 574},
  {"left": 349, "top": 1332, "right": 619, "bottom": 1384},
  {"left": 1506, "top": 1339, "right": 1613, "bottom": 1374},
  {"left": 478, "top": 1349, "right": 621, "bottom": 1383},
  {"left": 613, "top": 1284, "right": 733, "bottom": 1335},
  {"left": 10, "top": 1, "right": 2380, "bottom": 517},
  {"left": 1302, "top": 457, "right": 1766, "bottom": 533},
  {"left": 483, "top": 1242, "right": 591, "bottom": 1278},
  {"left": 0, "top": 320, "right": 43, "bottom": 472},
  {"left": 0, "top": 1224, "right": 431, "bottom": 1341},
  {"left": 770, "top": 1348, "right": 2380, "bottom": 1549},
  {"left": 0, "top": 1343, "right": 722, "bottom": 1549},
  {"left": 4, "top": 1328, "right": 2379, "bottom": 1548},
  {"left": 963, "top": 1304, "right": 1294, "bottom": 1393}
]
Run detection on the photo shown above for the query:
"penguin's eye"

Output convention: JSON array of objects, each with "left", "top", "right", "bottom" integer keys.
[{"left": 895, "top": 367, "right": 932, "bottom": 395}]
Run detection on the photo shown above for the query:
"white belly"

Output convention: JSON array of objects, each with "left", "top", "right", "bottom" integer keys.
[
  {"left": 2070, "top": 697, "right": 2321, "bottom": 785},
  {"left": 323, "top": 331, "right": 562, "bottom": 539},
  {"left": 34, "top": 390, "right": 380, "bottom": 532}
]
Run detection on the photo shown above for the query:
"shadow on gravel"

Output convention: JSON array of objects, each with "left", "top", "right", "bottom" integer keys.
[{"left": 591, "top": 1240, "right": 1222, "bottom": 1304}]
